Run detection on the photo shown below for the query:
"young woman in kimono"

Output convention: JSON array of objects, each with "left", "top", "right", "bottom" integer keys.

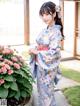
[{"left": 29, "top": 1, "right": 64, "bottom": 106}]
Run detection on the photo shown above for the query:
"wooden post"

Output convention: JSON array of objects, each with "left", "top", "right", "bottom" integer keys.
[
  {"left": 24, "top": 0, "right": 29, "bottom": 45},
  {"left": 73, "top": 2, "right": 78, "bottom": 56}
]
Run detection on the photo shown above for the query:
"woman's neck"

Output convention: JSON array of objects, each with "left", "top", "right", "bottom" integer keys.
[
  {"left": 48, "top": 20, "right": 55, "bottom": 27},
  {"left": 47, "top": 21, "right": 55, "bottom": 29}
]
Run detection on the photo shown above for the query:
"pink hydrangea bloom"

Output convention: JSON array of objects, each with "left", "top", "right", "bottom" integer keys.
[
  {"left": 4, "top": 64, "right": 10, "bottom": 70},
  {"left": 8, "top": 69, "right": 13, "bottom": 75},
  {"left": 16, "top": 55, "right": 24, "bottom": 63},
  {"left": 2, "top": 48, "right": 13, "bottom": 55},
  {"left": 11, "top": 56, "right": 18, "bottom": 62},
  {"left": 0, "top": 79, "right": 5, "bottom": 85},
  {"left": 0, "top": 56, "right": 3, "bottom": 61},
  {"left": 13, "top": 63, "right": 20, "bottom": 69},
  {"left": 0, "top": 66, "right": 7, "bottom": 74},
  {"left": 4, "top": 59, "right": 13, "bottom": 66}
]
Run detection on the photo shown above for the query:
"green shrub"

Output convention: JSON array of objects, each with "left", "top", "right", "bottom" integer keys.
[{"left": 0, "top": 46, "right": 34, "bottom": 101}]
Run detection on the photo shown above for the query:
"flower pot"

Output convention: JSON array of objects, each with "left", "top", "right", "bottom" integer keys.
[{"left": 7, "top": 97, "right": 31, "bottom": 106}]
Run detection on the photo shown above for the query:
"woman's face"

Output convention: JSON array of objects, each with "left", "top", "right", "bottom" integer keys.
[{"left": 41, "top": 13, "right": 55, "bottom": 26}]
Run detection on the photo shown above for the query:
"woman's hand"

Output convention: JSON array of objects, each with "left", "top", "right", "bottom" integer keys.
[{"left": 29, "top": 49, "right": 39, "bottom": 55}]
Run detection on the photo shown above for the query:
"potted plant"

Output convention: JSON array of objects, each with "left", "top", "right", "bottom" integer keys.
[{"left": 0, "top": 46, "right": 34, "bottom": 106}]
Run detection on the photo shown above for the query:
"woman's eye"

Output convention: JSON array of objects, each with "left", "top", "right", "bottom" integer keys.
[{"left": 45, "top": 13, "right": 49, "bottom": 15}]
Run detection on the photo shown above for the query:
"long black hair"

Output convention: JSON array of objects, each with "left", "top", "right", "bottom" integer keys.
[{"left": 39, "top": 1, "right": 64, "bottom": 38}]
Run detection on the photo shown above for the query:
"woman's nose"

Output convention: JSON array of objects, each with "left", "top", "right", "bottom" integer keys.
[{"left": 43, "top": 15, "right": 46, "bottom": 20}]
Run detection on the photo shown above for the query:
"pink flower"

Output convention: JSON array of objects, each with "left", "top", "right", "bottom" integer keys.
[
  {"left": 11, "top": 56, "right": 18, "bottom": 62},
  {"left": 19, "top": 57, "right": 24, "bottom": 63},
  {"left": 4, "top": 64, "right": 10, "bottom": 70},
  {"left": 2, "top": 48, "right": 13, "bottom": 55},
  {"left": 19, "top": 62, "right": 22, "bottom": 66},
  {"left": 0, "top": 66, "right": 7, "bottom": 74},
  {"left": 0, "top": 79, "right": 5, "bottom": 85},
  {"left": 0, "top": 63, "right": 10, "bottom": 73},
  {"left": 4, "top": 59, "right": 13, "bottom": 66},
  {"left": 8, "top": 69, "right": 13, "bottom": 75},
  {"left": 0, "top": 56, "right": 3, "bottom": 61},
  {"left": 13, "top": 63, "right": 20, "bottom": 69},
  {"left": 16, "top": 55, "right": 22, "bottom": 59},
  {"left": 0, "top": 69, "right": 2, "bottom": 73},
  {"left": 16, "top": 56, "right": 24, "bottom": 63}
]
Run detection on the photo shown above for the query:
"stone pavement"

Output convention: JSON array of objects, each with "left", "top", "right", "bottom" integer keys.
[
  {"left": 61, "top": 60, "right": 80, "bottom": 73},
  {"left": 56, "top": 76, "right": 80, "bottom": 90},
  {"left": 54, "top": 91, "right": 70, "bottom": 106}
]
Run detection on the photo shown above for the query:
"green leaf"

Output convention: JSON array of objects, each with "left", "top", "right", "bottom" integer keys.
[
  {"left": 8, "top": 90, "right": 16, "bottom": 98},
  {"left": 14, "top": 90, "right": 20, "bottom": 100},
  {"left": 10, "top": 82, "right": 18, "bottom": 91},
  {"left": 18, "top": 84, "right": 32, "bottom": 96},
  {"left": 4, "top": 82, "right": 12, "bottom": 89},
  {"left": 21, "top": 91, "right": 27, "bottom": 98},
  {"left": 17, "top": 77, "right": 33, "bottom": 90},
  {"left": 0, "top": 87, "right": 8, "bottom": 98},
  {"left": 0, "top": 75, "right": 3, "bottom": 79},
  {"left": 24, "top": 81, "right": 32, "bottom": 90},
  {"left": 4, "top": 75, "right": 15, "bottom": 82},
  {"left": 14, "top": 70, "right": 28, "bottom": 79},
  {"left": 21, "top": 66, "right": 30, "bottom": 73}
]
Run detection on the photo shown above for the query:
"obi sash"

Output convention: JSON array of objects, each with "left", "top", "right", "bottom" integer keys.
[{"left": 37, "top": 45, "right": 48, "bottom": 51}]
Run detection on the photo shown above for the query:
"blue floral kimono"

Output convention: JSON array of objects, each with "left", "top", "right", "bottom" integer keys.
[{"left": 30, "top": 24, "right": 62, "bottom": 106}]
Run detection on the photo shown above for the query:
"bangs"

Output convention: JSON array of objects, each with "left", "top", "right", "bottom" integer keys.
[{"left": 39, "top": 6, "right": 52, "bottom": 16}]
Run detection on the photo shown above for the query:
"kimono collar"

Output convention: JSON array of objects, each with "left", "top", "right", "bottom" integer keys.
[{"left": 47, "top": 24, "right": 61, "bottom": 30}]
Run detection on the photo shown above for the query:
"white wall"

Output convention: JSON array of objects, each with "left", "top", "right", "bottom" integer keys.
[
  {"left": 0, "top": 0, "right": 24, "bottom": 45},
  {"left": 64, "top": 1, "right": 75, "bottom": 54}
]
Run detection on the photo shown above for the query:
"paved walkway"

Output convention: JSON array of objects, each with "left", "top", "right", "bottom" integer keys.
[
  {"left": 56, "top": 76, "right": 80, "bottom": 90},
  {"left": 61, "top": 60, "right": 80, "bottom": 72},
  {"left": 54, "top": 91, "right": 70, "bottom": 106}
]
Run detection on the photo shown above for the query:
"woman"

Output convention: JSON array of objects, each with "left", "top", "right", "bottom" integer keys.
[{"left": 29, "top": 1, "right": 64, "bottom": 106}]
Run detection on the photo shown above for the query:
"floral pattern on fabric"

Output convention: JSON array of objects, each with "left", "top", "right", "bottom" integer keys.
[{"left": 30, "top": 24, "right": 62, "bottom": 106}]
